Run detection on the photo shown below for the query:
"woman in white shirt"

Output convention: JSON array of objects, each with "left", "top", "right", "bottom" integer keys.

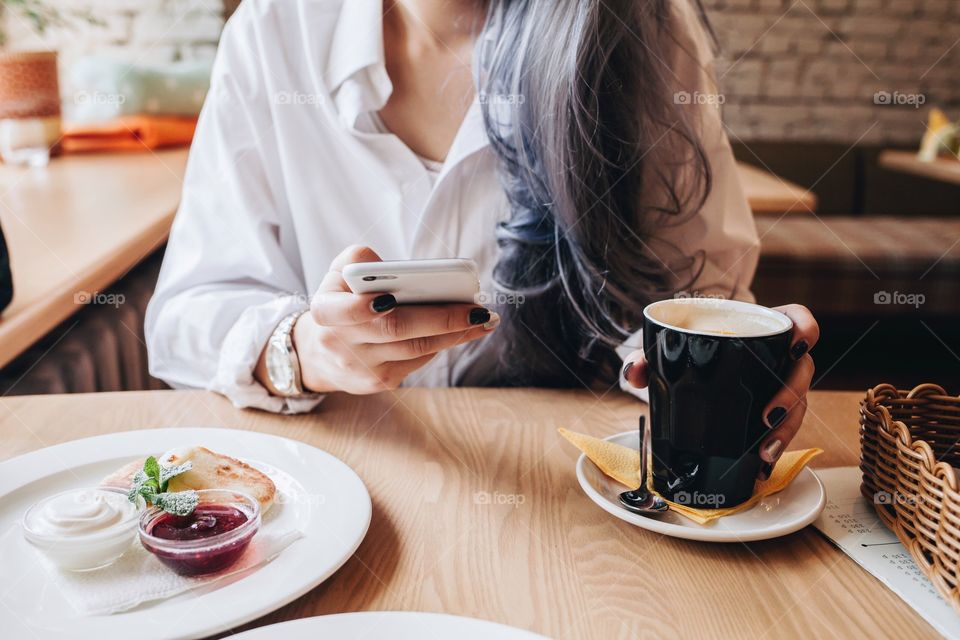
[{"left": 146, "top": 0, "right": 818, "bottom": 478}]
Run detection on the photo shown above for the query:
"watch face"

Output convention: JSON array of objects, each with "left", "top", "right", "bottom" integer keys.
[{"left": 266, "top": 342, "right": 295, "bottom": 394}]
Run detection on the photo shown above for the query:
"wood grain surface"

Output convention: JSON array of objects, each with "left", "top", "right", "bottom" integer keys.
[
  {"left": 735, "top": 162, "right": 818, "bottom": 214},
  {"left": 0, "top": 148, "right": 188, "bottom": 367},
  {"left": 879, "top": 149, "right": 960, "bottom": 186},
  {"left": 0, "top": 389, "right": 937, "bottom": 639}
]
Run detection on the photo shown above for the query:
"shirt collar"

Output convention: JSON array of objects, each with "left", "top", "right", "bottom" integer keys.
[
  {"left": 327, "top": 0, "right": 392, "bottom": 126},
  {"left": 437, "top": 98, "right": 489, "bottom": 180},
  {"left": 325, "top": 0, "right": 491, "bottom": 166}
]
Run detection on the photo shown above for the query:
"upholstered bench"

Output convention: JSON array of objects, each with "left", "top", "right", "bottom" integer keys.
[{"left": 753, "top": 216, "right": 960, "bottom": 316}]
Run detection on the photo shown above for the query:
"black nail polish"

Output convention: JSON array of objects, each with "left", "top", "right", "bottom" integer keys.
[
  {"left": 372, "top": 294, "right": 397, "bottom": 313},
  {"left": 758, "top": 462, "right": 773, "bottom": 481},
  {"left": 790, "top": 340, "right": 809, "bottom": 360},
  {"left": 469, "top": 308, "right": 491, "bottom": 325},
  {"left": 622, "top": 361, "right": 634, "bottom": 379},
  {"left": 766, "top": 406, "right": 787, "bottom": 429}
]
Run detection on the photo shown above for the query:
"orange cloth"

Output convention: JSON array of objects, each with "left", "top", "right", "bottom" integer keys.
[{"left": 62, "top": 115, "right": 197, "bottom": 153}]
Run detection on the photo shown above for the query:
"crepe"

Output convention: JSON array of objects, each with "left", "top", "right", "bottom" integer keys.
[
  {"left": 101, "top": 446, "right": 277, "bottom": 513},
  {"left": 101, "top": 458, "right": 146, "bottom": 490}
]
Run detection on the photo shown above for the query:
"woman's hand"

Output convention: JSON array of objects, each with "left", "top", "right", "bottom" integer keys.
[
  {"left": 621, "top": 303, "right": 819, "bottom": 480},
  {"left": 293, "top": 245, "right": 499, "bottom": 394}
]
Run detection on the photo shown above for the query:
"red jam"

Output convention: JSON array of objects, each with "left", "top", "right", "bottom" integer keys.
[
  {"left": 150, "top": 505, "right": 247, "bottom": 541},
  {"left": 142, "top": 504, "right": 255, "bottom": 575}
]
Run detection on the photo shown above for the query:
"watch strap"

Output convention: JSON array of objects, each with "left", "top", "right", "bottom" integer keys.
[{"left": 267, "top": 310, "right": 308, "bottom": 397}]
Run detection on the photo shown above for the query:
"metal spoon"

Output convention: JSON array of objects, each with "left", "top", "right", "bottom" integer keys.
[{"left": 618, "top": 415, "right": 668, "bottom": 515}]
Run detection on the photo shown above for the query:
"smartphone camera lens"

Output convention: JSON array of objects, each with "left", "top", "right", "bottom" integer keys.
[{"left": 362, "top": 276, "right": 378, "bottom": 282}]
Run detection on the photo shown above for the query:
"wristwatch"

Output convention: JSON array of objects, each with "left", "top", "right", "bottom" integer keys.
[{"left": 265, "top": 310, "right": 308, "bottom": 397}]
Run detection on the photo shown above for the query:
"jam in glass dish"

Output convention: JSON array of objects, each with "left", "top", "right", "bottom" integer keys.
[{"left": 139, "top": 489, "right": 260, "bottom": 575}]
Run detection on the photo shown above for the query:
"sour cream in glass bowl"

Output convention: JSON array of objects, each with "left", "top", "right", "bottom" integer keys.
[{"left": 22, "top": 487, "right": 138, "bottom": 571}]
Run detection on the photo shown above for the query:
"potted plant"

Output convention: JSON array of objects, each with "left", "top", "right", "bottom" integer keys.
[{"left": 0, "top": 1, "right": 101, "bottom": 156}]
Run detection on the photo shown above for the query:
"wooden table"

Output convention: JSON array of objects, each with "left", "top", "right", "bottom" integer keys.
[
  {"left": 0, "top": 388, "right": 937, "bottom": 638},
  {"left": 0, "top": 148, "right": 188, "bottom": 368},
  {"left": 735, "top": 162, "right": 818, "bottom": 215},
  {"left": 879, "top": 150, "right": 960, "bottom": 186}
]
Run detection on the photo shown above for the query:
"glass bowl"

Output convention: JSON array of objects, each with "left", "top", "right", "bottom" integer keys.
[
  {"left": 22, "top": 487, "right": 138, "bottom": 571},
  {"left": 138, "top": 489, "right": 261, "bottom": 576}
]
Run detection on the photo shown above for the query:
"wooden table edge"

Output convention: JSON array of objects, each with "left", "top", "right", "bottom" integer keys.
[{"left": 879, "top": 149, "right": 960, "bottom": 186}]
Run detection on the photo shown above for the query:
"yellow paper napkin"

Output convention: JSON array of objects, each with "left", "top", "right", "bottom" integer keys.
[{"left": 560, "top": 428, "right": 822, "bottom": 525}]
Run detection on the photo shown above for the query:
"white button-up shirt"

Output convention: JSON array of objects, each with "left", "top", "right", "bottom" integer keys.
[{"left": 145, "top": 0, "right": 759, "bottom": 413}]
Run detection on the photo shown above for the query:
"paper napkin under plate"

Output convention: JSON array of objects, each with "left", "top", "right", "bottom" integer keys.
[
  {"left": 2, "top": 518, "right": 303, "bottom": 616},
  {"left": 560, "top": 428, "right": 822, "bottom": 525}
]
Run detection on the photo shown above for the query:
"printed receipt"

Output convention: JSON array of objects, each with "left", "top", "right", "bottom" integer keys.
[{"left": 812, "top": 466, "right": 960, "bottom": 639}]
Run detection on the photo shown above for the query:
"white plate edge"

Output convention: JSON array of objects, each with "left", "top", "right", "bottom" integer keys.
[{"left": 231, "top": 611, "right": 551, "bottom": 639}]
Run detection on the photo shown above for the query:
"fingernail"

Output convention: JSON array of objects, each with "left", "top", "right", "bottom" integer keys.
[
  {"left": 372, "top": 294, "right": 397, "bottom": 313},
  {"left": 483, "top": 312, "right": 500, "bottom": 331},
  {"left": 790, "top": 340, "right": 809, "bottom": 360},
  {"left": 763, "top": 438, "right": 783, "bottom": 462},
  {"left": 766, "top": 406, "right": 787, "bottom": 429},
  {"left": 622, "top": 361, "right": 634, "bottom": 380},
  {"left": 758, "top": 462, "right": 773, "bottom": 481},
  {"left": 469, "top": 307, "right": 491, "bottom": 325}
]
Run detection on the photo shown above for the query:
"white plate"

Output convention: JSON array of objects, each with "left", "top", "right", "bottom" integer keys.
[
  {"left": 576, "top": 431, "right": 826, "bottom": 543},
  {"left": 0, "top": 427, "right": 372, "bottom": 639},
  {"left": 232, "top": 611, "right": 551, "bottom": 639}
]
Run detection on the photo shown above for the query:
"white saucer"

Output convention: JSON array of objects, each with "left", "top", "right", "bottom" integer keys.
[
  {"left": 232, "top": 612, "right": 550, "bottom": 639},
  {"left": 575, "top": 431, "right": 826, "bottom": 542}
]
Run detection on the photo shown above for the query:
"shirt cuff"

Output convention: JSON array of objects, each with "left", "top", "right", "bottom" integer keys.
[{"left": 210, "top": 294, "right": 325, "bottom": 414}]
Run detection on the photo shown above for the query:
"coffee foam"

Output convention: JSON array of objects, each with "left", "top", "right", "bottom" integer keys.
[{"left": 646, "top": 301, "right": 790, "bottom": 337}]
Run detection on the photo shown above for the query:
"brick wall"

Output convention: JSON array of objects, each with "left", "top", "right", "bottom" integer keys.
[
  {"left": 2, "top": 0, "right": 224, "bottom": 65},
  {"left": 4, "top": 0, "right": 957, "bottom": 145},
  {"left": 705, "top": 0, "right": 960, "bottom": 144}
]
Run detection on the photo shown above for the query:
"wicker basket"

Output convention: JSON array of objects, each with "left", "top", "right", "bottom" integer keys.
[{"left": 860, "top": 383, "right": 960, "bottom": 611}]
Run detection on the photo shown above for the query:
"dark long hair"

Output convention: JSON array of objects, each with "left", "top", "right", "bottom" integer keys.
[{"left": 477, "top": 0, "right": 712, "bottom": 388}]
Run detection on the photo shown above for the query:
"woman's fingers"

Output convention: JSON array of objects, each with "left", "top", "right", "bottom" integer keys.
[
  {"left": 311, "top": 245, "right": 394, "bottom": 326},
  {"left": 620, "top": 350, "right": 649, "bottom": 389},
  {"left": 759, "top": 353, "right": 815, "bottom": 465},
  {"left": 366, "top": 316, "right": 500, "bottom": 361},
  {"left": 303, "top": 246, "right": 502, "bottom": 394},
  {"left": 773, "top": 304, "right": 820, "bottom": 360},
  {"left": 757, "top": 306, "right": 818, "bottom": 478},
  {"left": 370, "top": 354, "right": 439, "bottom": 392},
  {"left": 317, "top": 244, "right": 383, "bottom": 294},
  {"left": 343, "top": 303, "right": 496, "bottom": 343},
  {"left": 311, "top": 290, "right": 397, "bottom": 326},
  {"left": 328, "top": 245, "right": 383, "bottom": 277}
]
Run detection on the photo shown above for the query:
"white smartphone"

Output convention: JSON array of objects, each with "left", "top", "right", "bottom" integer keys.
[{"left": 342, "top": 258, "right": 480, "bottom": 304}]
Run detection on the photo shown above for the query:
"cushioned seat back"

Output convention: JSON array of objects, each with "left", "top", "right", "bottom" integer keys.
[{"left": 753, "top": 216, "right": 960, "bottom": 315}]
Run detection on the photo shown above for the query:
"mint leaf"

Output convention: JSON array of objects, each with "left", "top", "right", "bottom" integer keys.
[
  {"left": 152, "top": 491, "right": 199, "bottom": 516},
  {"left": 126, "top": 457, "right": 199, "bottom": 516},
  {"left": 127, "top": 467, "right": 158, "bottom": 504},
  {"left": 143, "top": 456, "right": 161, "bottom": 482},
  {"left": 159, "top": 461, "right": 192, "bottom": 491},
  {"left": 127, "top": 468, "right": 148, "bottom": 503}
]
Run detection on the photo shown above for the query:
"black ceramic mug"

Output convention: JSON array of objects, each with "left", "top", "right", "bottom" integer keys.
[{"left": 642, "top": 298, "right": 794, "bottom": 508}]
